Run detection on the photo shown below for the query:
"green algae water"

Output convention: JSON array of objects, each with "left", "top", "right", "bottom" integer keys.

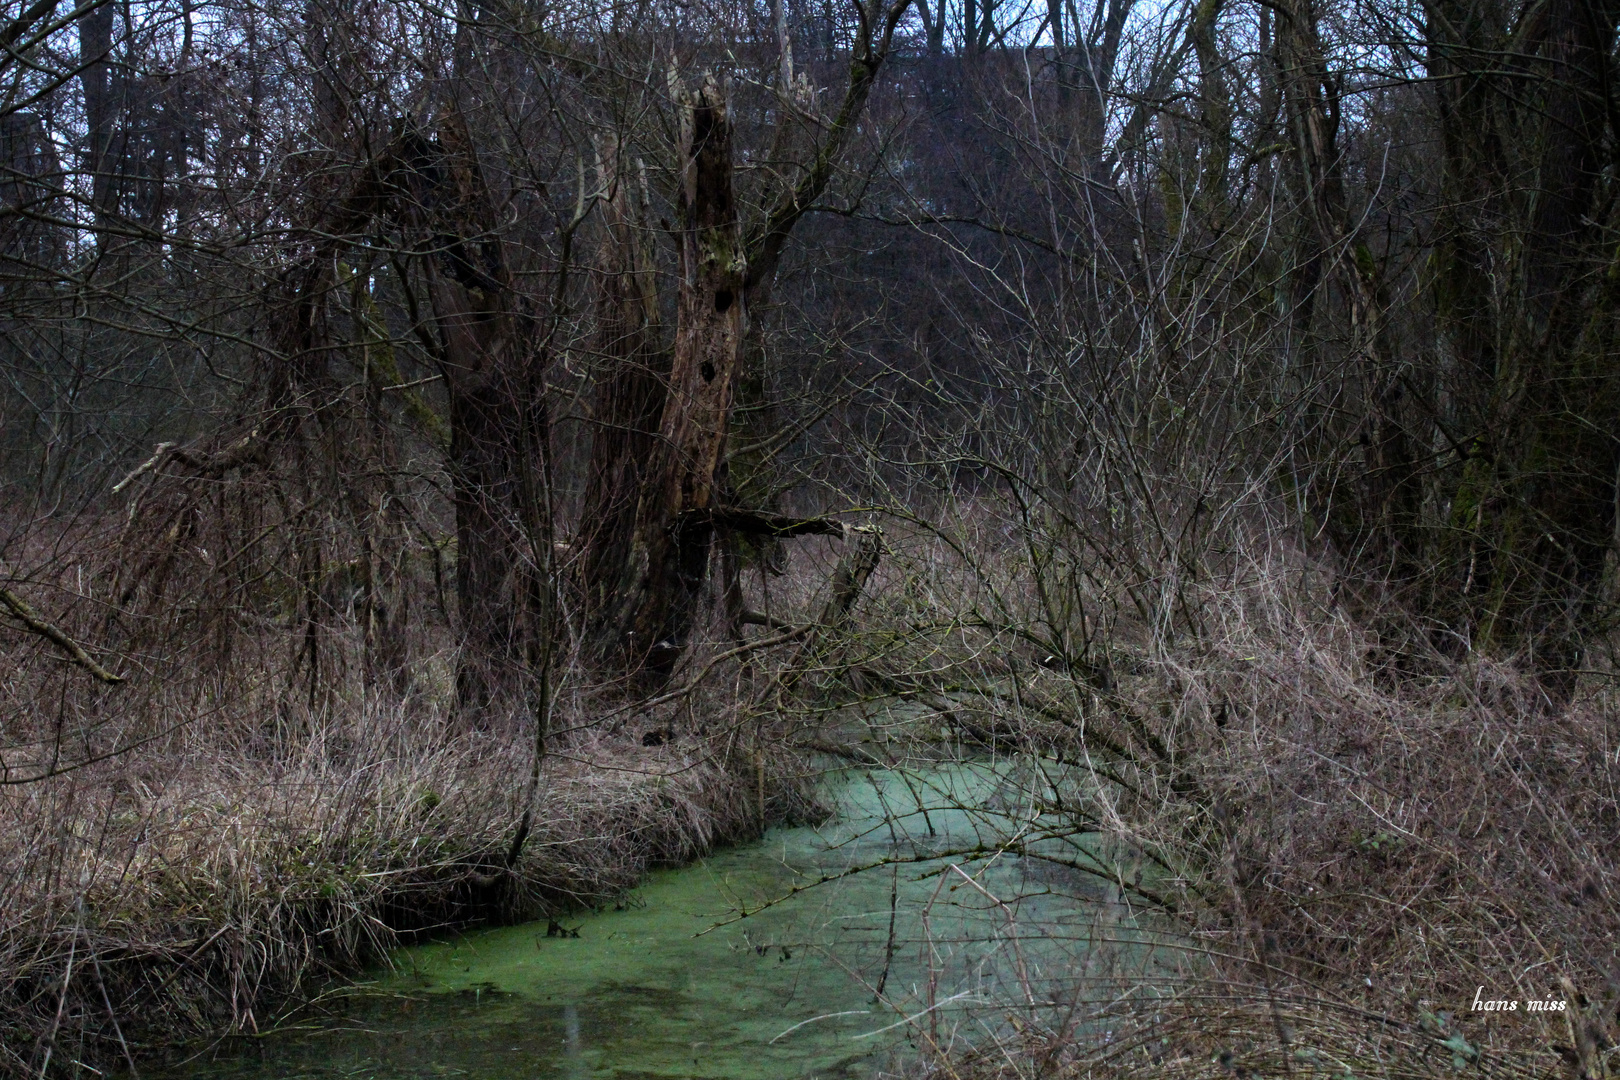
[{"left": 164, "top": 762, "right": 1178, "bottom": 1080}]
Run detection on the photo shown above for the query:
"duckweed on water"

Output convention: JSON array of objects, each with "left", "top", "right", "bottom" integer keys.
[{"left": 159, "top": 763, "right": 1179, "bottom": 1080}]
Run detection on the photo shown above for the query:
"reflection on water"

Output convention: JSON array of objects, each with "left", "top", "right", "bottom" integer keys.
[{"left": 158, "top": 762, "right": 1181, "bottom": 1080}]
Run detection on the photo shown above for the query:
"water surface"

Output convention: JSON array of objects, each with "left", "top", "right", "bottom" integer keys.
[{"left": 165, "top": 762, "right": 1175, "bottom": 1080}]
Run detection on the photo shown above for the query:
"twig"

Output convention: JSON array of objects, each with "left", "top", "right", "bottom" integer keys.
[
  {"left": 91, "top": 949, "right": 140, "bottom": 1078},
  {"left": 768, "top": 1009, "right": 871, "bottom": 1044},
  {"left": 852, "top": 990, "right": 982, "bottom": 1039},
  {"left": 111, "top": 441, "right": 174, "bottom": 494}
]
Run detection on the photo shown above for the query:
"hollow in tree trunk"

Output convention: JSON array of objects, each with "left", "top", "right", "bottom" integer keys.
[{"left": 604, "top": 75, "right": 746, "bottom": 683}]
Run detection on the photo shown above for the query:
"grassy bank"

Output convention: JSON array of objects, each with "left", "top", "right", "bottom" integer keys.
[
  {"left": 847, "top": 535, "right": 1620, "bottom": 1080},
  {"left": 0, "top": 695, "right": 807, "bottom": 1078}
]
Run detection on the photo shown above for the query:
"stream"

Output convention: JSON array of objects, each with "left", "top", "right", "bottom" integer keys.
[{"left": 161, "top": 760, "right": 1177, "bottom": 1080}]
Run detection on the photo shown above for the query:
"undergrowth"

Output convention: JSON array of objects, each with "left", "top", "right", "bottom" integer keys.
[
  {"left": 0, "top": 695, "right": 801, "bottom": 1077},
  {"left": 855, "top": 531, "right": 1620, "bottom": 1080}
]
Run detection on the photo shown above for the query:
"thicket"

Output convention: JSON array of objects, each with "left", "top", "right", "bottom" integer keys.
[{"left": 2, "top": 0, "right": 1619, "bottom": 1073}]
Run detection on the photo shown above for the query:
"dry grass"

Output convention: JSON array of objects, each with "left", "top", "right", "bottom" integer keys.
[
  {"left": 0, "top": 688, "right": 794, "bottom": 1077},
  {"left": 851, "top": 530, "right": 1620, "bottom": 1080}
]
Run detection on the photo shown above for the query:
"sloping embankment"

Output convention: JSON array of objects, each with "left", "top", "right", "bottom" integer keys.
[{"left": 0, "top": 721, "right": 805, "bottom": 1078}]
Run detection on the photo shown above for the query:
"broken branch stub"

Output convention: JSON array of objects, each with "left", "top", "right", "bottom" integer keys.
[{"left": 777, "top": 524, "right": 883, "bottom": 694}]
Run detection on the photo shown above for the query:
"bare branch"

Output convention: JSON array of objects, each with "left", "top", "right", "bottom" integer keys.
[{"left": 0, "top": 585, "right": 124, "bottom": 684}]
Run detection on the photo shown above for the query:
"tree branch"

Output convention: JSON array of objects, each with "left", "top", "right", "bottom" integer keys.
[
  {"left": 704, "top": 507, "right": 849, "bottom": 538},
  {"left": 741, "top": 0, "right": 916, "bottom": 297},
  {"left": 0, "top": 585, "right": 124, "bottom": 683}
]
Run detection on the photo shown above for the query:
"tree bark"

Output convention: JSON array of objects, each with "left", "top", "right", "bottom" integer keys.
[
  {"left": 606, "top": 75, "right": 746, "bottom": 682},
  {"left": 399, "top": 109, "right": 544, "bottom": 720},
  {"left": 583, "top": 0, "right": 915, "bottom": 685},
  {"left": 1189, "top": 0, "right": 1230, "bottom": 232},
  {"left": 77, "top": 2, "right": 117, "bottom": 229},
  {"left": 1426, "top": 0, "right": 1620, "bottom": 690},
  {"left": 1277, "top": 0, "right": 1417, "bottom": 593},
  {"left": 579, "top": 146, "right": 667, "bottom": 639},
  {"left": 1061, "top": 0, "right": 1132, "bottom": 180}
]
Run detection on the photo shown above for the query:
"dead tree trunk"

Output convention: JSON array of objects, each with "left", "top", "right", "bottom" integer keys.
[
  {"left": 579, "top": 146, "right": 667, "bottom": 637},
  {"left": 605, "top": 76, "right": 746, "bottom": 681},
  {"left": 580, "top": 0, "right": 915, "bottom": 686}
]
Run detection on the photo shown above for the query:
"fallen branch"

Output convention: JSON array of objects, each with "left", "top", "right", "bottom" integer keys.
[
  {"left": 0, "top": 585, "right": 125, "bottom": 683},
  {"left": 636, "top": 622, "right": 813, "bottom": 714},
  {"left": 779, "top": 524, "right": 883, "bottom": 692},
  {"left": 741, "top": 607, "right": 798, "bottom": 632},
  {"left": 704, "top": 507, "right": 848, "bottom": 539},
  {"left": 791, "top": 738, "right": 893, "bottom": 767},
  {"left": 110, "top": 441, "right": 174, "bottom": 494}
]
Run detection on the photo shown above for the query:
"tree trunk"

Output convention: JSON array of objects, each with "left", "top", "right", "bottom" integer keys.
[
  {"left": 1277, "top": 0, "right": 1418, "bottom": 594},
  {"left": 1189, "top": 0, "right": 1230, "bottom": 233},
  {"left": 606, "top": 76, "right": 746, "bottom": 682},
  {"left": 401, "top": 110, "right": 544, "bottom": 721},
  {"left": 1067, "top": 0, "right": 1132, "bottom": 180},
  {"left": 917, "top": 0, "right": 944, "bottom": 55},
  {"left": 1426, "top": 0, "right": 1620, "bottom": 691},
  {"left": 77, "top": 3, "right": 117, "bottom": 229},
  {"left": 579, "top": 146, "right": 667, "bottom": 640},
  {"left": 584, "top": 1, "right": 914, "bottom": 685}
]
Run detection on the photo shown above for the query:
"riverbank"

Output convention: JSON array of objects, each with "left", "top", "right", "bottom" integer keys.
[
  {"left": 7, "top": 549, "right": 1618, "bottom": 1080},
  {"left": 865, "top": 632, "right": 1620, "bottom": 1080},
  {"left": 146, "top": 762, "right": 1168, "bottom": 1080},
  {"left": 0, "top": 702, "right": 810, "bottom": 1078}
]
